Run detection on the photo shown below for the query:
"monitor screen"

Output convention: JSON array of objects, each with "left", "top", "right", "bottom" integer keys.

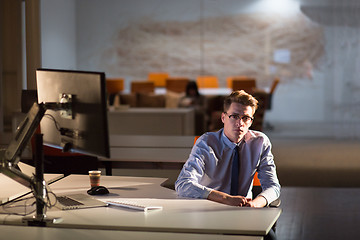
[{"left": 36, "top": 69, "right": 110, "bottom": 158}]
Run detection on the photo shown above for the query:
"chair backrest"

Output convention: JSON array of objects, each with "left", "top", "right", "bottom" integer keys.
[
  {"left": 270, "top": 78, "right": 280, "bottom": 94},
  {"left": 253, "top": 172, "right": 260, "bottom": 186},
  {"left": 148, "top": 72, "right": 169, "bottom": 87},
  {"left": 196, "top": 76, "right": 219, "bottom": 88},
  {"left": 166, "top": 77, "right": 189, "bottom": 93},
  {"left": 106, "top": 78, "right": 124, "bottom": 94},
  {"left": 227, "top": 76, "right": 252, "bottom": 88},
  {"left": 131, "top": 81, "right": 155, "bottom": 93},
  {"left": 231, "top": 77, "right": 256, "bottom": 93}
]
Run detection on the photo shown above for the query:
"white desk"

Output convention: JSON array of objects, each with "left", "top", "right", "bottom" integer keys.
[
  {"left": 106, "top": 135, "right": 194, "bottom": 162},
  {"left": 0, "top": 225, "right": 263, "bottom": 240},
  {"left": 100, "top": 135, "right": 194, "bottom": 175},
  {"left": 0, "top": 162, "right": 64, "bottom": 204},
  {"left": 154, "top": 87, "right": 232, "bottom": 96},
  {"left": 108, "top": 108, "right": 195, "bottom": 136},
  {"left": 0, "top": 175, "right": 280, "bottom": 237}
]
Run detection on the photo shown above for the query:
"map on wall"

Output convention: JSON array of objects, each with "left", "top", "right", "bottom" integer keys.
[{"left": 94, "top": 12, "right": 324, "bottom": 87}]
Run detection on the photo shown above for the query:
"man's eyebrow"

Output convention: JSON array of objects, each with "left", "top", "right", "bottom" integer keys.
[{"left": 230, "top": 113, "right": 252, "bottom": 117}]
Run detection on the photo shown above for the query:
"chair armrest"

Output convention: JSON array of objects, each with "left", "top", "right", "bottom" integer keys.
[{"left": 269, "top": 198, "right": 281, "bottom": 208}]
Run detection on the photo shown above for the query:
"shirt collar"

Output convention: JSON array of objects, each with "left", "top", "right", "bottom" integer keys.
[{"left": 221, "top": 128, "right": 247, "bottom": 150}]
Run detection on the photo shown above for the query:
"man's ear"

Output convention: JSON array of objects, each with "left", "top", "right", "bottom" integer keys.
[{"left": 221, "top": 112, "right": 226, "bottom": 124}]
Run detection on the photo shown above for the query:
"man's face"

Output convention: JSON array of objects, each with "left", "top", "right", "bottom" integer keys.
[{"left": 221, "top": 102, "right": 254, "bottom": 143}]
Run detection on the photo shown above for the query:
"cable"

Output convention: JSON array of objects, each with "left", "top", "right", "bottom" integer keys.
[
  {"left": 1, "top": 196, "right": 37, "bottom": 216},
  {"left": 1, "top": 182, "right": 58, "bottom": 216},
  {"left": 44, "top": 114, "right": 61, "bottom": 131}
]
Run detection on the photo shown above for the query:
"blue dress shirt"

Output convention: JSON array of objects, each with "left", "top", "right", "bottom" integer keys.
[{"left": 175, "top": 128, "right": 281, "bottom": 205}]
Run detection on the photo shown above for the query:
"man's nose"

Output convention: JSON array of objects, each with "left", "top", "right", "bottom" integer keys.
[{"left": 235, "top": 118, "right": 245, "bottom": 126}]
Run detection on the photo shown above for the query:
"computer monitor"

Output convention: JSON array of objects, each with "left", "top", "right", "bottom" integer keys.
[{"left": 36, "top": 69, "right": 110, "bottom": 158}]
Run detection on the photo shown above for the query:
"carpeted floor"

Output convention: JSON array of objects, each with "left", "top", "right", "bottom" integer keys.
[
  {"left": 277, "top": 187, "right": 360, "bottom": 240},
  {"left": 268, "top": 134, "right": 360, "bottom": 240},
  {"left": 271, "top": 137, "right": 360, "bottom": 188}
]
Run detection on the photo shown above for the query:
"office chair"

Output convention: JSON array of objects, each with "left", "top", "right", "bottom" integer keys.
[
  {"left": 231, "top": 77, "right": 257, "bottom": 93},
  {"left": 196, "top": 76, "right": 219, "bottom": 88},
  {"left": 252, "top": 172, "right": 281, "bottom": 208},
  {"left": 165, "top": 77, "right": 189, "bottom": 93},
  {"left": 106, "top": 78, "right": 124, "bottom": 94},
  {"left": 148, "top": 72, "right": 169, "bottom": 87},
  {"left": 131, "top": 81, "right": 155, "bottom": 93},
  {"left": 106, "top": 78, "right": 124, "bottom": 105},
  {"left": 267, "top": 78, "right": 280, "bottom": 110},
  {"left": 227, "top": 76, "right": 256, "bottom": 91}
]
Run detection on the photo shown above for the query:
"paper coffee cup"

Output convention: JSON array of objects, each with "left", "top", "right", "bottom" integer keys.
[{"left": 88, "top": 170, "right": 101, "bottom": 187}]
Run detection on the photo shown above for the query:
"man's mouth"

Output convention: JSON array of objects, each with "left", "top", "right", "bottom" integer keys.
[{"left": 234, "top": 128, "right": 243, "bottom": 133}]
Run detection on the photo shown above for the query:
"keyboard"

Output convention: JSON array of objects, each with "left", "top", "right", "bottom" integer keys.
[
  {"left": 106, "top": 200, "right": 162, "bottom": 212},
  {"left": 57, "top": 196, "right": 84, "bottom": 207}
]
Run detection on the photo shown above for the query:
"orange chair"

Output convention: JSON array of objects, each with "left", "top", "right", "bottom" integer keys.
[
  {"left": 106, "top": 78, "right": 124, "bottom": 94},
  {"left": 165, "top": 77, "right": 189, "bottom": 93},
  {"left": 148, "top": 72, "right": 169, "bottom": 87},
  {"left": 196, "top": 76, "right": 219, "bottom": 88},
  {"left": 131, "top": 81, "right": 155, "bottom": 93}
]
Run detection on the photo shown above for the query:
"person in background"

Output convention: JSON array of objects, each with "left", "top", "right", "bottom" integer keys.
[
  {"left": 178, "top": 81, "right": 205, "bottom": 110},
  {"left": 175, "top": 90, "right": 280, "bottom": 240},
  {"left": 178, "top": 81, "right": 206, "bottom": 135}
]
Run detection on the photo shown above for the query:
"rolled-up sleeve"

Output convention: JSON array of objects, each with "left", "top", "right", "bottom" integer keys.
[
  {"left": 257, "top": 135, "right": 281, "bottom": 205},
  {"left": 175, "top": 142, "right": 213, "bottom": 199}
]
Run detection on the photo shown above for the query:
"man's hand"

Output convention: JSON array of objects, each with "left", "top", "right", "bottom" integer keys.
[
  {"left": 207, "top": 190, "right": 267, "bottom": 208},
  {"left": 244, "top": 195, "right": 267, "bottom": 208},
  {"left": 207, "top": 189, "right": 249, "bottom": 206}
]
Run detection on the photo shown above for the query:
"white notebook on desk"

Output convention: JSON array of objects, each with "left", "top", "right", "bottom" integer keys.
[{"left": 104, "top": 198, "right": 163, "bottom": 212}]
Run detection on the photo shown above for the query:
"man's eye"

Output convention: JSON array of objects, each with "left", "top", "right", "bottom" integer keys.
[
  {"left": 243, "top": 116, "right": 251, "bottom": 121},
  {"left": 230, "top": 115, "right": 240, "bottom": 120}
]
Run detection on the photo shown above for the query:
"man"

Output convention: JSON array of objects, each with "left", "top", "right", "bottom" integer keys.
[{"left": 175, "top": 90, "right": 280, "bottom": 208}]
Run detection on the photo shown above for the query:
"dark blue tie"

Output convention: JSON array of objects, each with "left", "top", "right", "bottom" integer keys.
[{"left": 230, "top": 145, "right": 239, "bottom": 195}]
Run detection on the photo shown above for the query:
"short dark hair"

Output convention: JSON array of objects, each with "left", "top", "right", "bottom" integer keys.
[{"left": 223, "top": 90, "right": 258, "bottom": 113}]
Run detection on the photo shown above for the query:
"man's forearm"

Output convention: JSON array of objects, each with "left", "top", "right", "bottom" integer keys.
[{"left": 207, "top": 190, "right": 247, "bottom": 206}]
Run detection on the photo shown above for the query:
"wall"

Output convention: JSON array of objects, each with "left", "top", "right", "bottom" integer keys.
[
  {"left": 0, "top": 0, "right": 23, "bottom": 130},
  {"left": 41, "top": 0, "right": 77, "bottom": 70},
  {"left": 75, "top": 0, "right": 325, "bottom": 123},
  {"left": 39, "top": 0, "right": 360, "bottom": 138}
]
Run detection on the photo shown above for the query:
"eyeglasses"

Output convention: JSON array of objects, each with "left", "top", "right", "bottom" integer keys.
[{"left": 224, "top": 112, "right": 254, "bottom": 124}]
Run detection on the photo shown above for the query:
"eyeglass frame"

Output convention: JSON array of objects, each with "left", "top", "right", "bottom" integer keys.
[{"left": 224, "top": 112, "right": 254, "bottom": 124}]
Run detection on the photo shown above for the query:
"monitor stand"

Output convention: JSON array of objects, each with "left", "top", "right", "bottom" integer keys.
[
  {"left": 1, "top": 102, "right": 70, "bottom": 226},
  {"left": 22, "top": 133, "right": 62, "bottom": 226}
]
